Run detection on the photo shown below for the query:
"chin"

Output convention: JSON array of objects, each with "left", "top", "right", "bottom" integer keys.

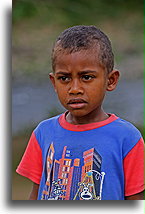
[{"left": 68, "top": 109, "right": 88, "bottom": 117}]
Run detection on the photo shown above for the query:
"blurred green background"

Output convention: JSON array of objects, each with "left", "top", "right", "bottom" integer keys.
[{"left": 12, "top": 0, "right": 143, "bottom": 200}]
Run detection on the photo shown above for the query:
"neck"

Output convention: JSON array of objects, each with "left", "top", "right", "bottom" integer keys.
[{"left": 66, "top": 108, "right": 109, "bottom": 125}]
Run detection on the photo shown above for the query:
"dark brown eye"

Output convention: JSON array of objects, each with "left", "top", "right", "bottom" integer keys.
[
  {"left": 82, "top": 75, "right": 95, "bottom": 81},
  {"left": 58, "top": 76, "right": 70, "bottom": 82}
]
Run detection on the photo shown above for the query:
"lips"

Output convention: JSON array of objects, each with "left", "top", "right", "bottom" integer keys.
[{"left": 67, "top": 98, "right": 87, "bottom": 109}]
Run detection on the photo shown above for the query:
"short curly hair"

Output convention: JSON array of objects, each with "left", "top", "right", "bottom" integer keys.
[{"left": 51, "top": 25, "right": 114, "bottom": 73}]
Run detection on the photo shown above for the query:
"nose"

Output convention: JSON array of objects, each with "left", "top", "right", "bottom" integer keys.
[{"left": 68, "top": 79, "right": 84, "bottom": 95}]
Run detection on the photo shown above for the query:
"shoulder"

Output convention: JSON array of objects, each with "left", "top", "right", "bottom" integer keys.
[
  {"left": 113, "top": 117, "right": 141, "bottom": 137},
  {"left": 35, "top": 114, "right": 61, "bottom": 130},
  {"left": 37, "top": 114, "right": 61, "bottom": 128},
  {"left": 33, "top": 114, "right": 62, "bottom": 142},
  {"left": 113, "top": 117, "right": 143, "bottom": 157}
]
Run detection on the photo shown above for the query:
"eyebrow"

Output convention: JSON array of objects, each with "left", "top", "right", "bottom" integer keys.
[
  {"left": 55, "top": 70, "right": 97, "bottom": 75},
  {"left": 78, "top": 70, "right": 97, "bottom": 75},
  {"left": 55, "top": 71, "right": 70, "bottom": 75}
]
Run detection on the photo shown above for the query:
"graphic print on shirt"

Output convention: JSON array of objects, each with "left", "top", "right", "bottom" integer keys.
[{"left": 41, "top": 143, "right": 105, "bottom": 200}]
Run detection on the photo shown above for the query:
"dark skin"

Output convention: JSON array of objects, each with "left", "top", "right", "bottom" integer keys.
[
  {"left": 125, "top": 191, "right": 144, "bottom": 200},
  {"left": 29, "top": 49, "right": 144, "bottom": 200},
  {"left": 29, "top": 183, "right": 39, "bottom": 200},
  {"left": 50, "top": 49, "right": 119, "bottom": 125}
]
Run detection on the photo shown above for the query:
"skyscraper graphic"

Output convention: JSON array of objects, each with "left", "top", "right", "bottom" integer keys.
[
  {"left": 82, "top": 148, "right": 102, "bottom": 178},
  {"left": 41, "top": 143, "right": 55, "bottom": 200},
  {"left": 81, "top": 148, "right": 102, "bottom": 199},
  {"left": 65, "top": 158, "right": 81, "bottom": 200},
  {"left": 57, "top": 146, "right": 72, "bottom": 200},
  {"left": 53, "top": 160, "right": 60, "bottom": 181},
  {"left": 41, "top": 144, "right": 104, "bottom": 200}
]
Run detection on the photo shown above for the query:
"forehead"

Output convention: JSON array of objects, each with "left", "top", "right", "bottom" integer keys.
[{"left": 54, "top": 49, "right": 104, "bottom": 72}]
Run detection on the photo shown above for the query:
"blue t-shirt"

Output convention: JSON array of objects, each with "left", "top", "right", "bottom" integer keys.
[{"left": 31, "top": 113, "right": 143, "bottom": 200}]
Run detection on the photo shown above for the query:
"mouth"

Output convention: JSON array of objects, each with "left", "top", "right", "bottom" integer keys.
[{"left": 67, "top": 98, "right": 87, "bottom": 109}]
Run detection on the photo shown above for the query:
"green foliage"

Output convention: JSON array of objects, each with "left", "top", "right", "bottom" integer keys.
[
  {"left": 12, "top": 0, "right": 37, "bottom": 23},
  {"left": 12, "top": 0, "right": 143, "bottom": 80},
  {"left": 12, "top": 0, "right": 143, "bottom": 25}
]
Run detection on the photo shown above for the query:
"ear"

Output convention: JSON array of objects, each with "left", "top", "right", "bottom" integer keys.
[
  {"left": 49, "top": 72, "right": 57, "bottom": 92},
  {"left": 106, "top": 70, "right": 120, "bottom": 91}
]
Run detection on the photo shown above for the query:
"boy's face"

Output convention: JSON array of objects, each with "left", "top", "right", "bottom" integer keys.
[{"left": 50, "top": 49, "right": 119, "bottom": 122}]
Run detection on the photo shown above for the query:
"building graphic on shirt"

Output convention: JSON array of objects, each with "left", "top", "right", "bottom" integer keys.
[
  {"left": 73, "top": 148, "right": 105, "bottom": 200},
  {"left": 41, "top": 143, "right": 105, "bottom": 200},
  {"left": 41, "top": 143, "right": 54, "bottom": 200}
]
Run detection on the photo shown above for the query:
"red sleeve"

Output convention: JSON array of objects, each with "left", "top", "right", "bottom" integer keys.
[
  {"left": 123, "top": 138, "right": 144, "bottom": 196},
  {"left": 16, "top": 132, "right": 43, "bottom": 184}
]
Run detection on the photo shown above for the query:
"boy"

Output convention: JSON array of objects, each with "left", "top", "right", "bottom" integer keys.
[{"left": 16, "top": 25, "right": 144, "bottom": 200}]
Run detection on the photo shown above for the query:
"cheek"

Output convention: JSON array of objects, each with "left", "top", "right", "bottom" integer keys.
[
  {"left": 86, "top": 83, "right": 106, "bottom": 94},
  {"left": 55, "top": 82, "right": 69, "bottom": 100},
  {"left": 86, "top": 84, "right": 106, "bottom": 101},
  {"left": 56, "top": 88, "right": 67, "bottom": 102}
]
